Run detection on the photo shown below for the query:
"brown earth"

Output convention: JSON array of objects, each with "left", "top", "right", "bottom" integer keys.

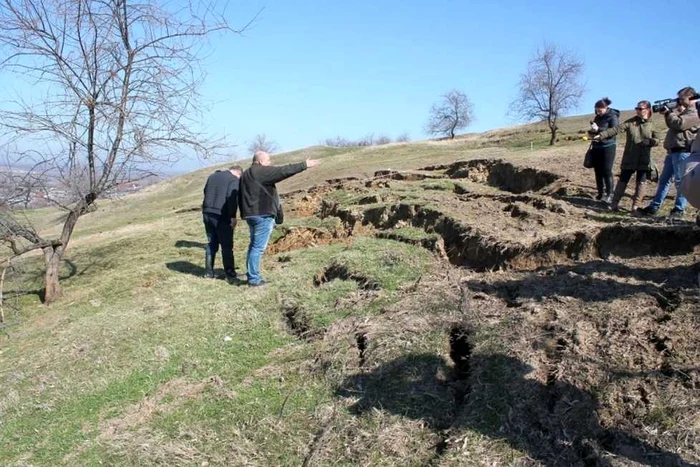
[{"left": 272, "top": 156, "right": 700, "bottom": 465}]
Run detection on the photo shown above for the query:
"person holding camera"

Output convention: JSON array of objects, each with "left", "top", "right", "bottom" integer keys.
[
  {"left": 587, "top": 97, "right": 620, "bottom": 203},
  {"left": 238, "top": 150, "right": 321, "bottom": 287},
  {"left": 638, "top": 87, "right": 700, "bottom": 218},
  {"left": 679, "top": 100, "right": 700, "bottom": 225},
  {"left": 594, "top": 100, "right": 659, "bottom": 212}
]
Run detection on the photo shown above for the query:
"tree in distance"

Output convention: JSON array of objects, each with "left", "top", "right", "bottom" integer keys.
[
  {"left": 247, "top": 133, "right": 278, "bottom": 155},
  {"left": 425, "top": 89, "right": 474, "bottom": 140},
  {"left": 509, "top": 42, "right": 585, "bottom": 146}
]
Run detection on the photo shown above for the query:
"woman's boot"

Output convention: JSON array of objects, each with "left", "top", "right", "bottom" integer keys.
[
  {"left": 609, "top": 182, "right": 627, "bottom": 212},
  {"left": 631, "top": 181, "right": 647, "bottom": 212}
]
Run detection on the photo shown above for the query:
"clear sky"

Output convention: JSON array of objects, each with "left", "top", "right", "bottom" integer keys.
[{"left": 3, "top": 0, "right": 700, "bottom": 173}]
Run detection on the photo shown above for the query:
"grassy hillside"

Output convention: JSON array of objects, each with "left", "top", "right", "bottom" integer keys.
[{"left": 1, "top": 113, "right": 698, "bottom": 466}]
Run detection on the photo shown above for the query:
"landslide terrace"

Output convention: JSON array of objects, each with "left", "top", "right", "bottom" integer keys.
[{"left": 1, "top": 140, "right": 699, "bottom": 466}]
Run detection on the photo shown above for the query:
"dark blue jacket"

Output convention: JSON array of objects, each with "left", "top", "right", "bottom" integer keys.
[
  {"left": 202, "top": 170, "right": 239, "bottom": 220},
  {"left": 591, "top": 108, "right": 620, "bottom": 147}
]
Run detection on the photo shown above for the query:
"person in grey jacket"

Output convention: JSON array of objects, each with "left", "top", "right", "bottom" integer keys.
[
  {"left": 639, "top": 86, "right": 699, "bottom": 218},
  {"left": 680, "top": 100, "right": 700, "bottom": 225},
  {"left": 202, "top": 164, "right": 243, "bottom": 280}
]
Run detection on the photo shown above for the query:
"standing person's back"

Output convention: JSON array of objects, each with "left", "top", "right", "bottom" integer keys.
[{"left": 202, "top": 165, "right": 242, "bottom": 281}]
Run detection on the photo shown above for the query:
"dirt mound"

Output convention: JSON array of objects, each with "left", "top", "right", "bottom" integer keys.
[
  {"left": 267, "top": 227, "right": 348, "bottom": 254},
  {"left": 422, "top": 159, "right": 561, "bottom": 194}
]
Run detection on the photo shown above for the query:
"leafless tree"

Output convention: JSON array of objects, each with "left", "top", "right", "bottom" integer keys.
[
  {"left": 374, "top": 135, "right": 392, "bottom": 145},
  {"left": 395, "top": 133, "right": 410, "bottom": 143},
  {"left": 509, "top": 42, "right": 585, "bottom": 146},
  {"left": 247, "top": 133, "right": 278, "bottom": 155},
  {"left": 425, "top": 90, "right": 474, "bottom": 139},
  {"left": 0, "top": 0, "right": 253, "bottom": 304}
]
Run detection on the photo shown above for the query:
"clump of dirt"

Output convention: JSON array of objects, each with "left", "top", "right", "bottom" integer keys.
[
  {"left": 375, "top": 231, "right": 447, "bottom": 258},
  {"left": 373, "top": 169, "right": 441, "bottom": 181}
]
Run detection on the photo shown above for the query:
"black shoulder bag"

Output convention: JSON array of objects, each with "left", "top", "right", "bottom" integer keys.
[{"left": 583, "top": 143, "right": 594, "bottom": 169}]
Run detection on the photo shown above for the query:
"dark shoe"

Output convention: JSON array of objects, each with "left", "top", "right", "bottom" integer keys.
[
  {"left": 595, "top": 193, "right": 603, "bottom": 201},
  {"left": 248, "top": 280, "right": 267, "bottom": 287},
  {"left": 696, "top": 213, "right": 700, "bottom": 227},
  {"left": 227, "top": 277, "right": 242, "bottom": 285},
  {"left": 668, "top": 208, "right": 685, "bottom": 219},
  {"left": 638, "top": 205, "right": 658, "bottom": 216}
]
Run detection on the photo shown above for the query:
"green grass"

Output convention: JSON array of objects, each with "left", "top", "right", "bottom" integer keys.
[{"left": 0, "top": 199, "right": 438, "bottom": 464}]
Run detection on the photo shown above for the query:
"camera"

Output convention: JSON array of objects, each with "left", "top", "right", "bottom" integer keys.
[
  {"left": 652, "top": 93, "right": 700, "bottom": 113},
  {"left": 652, "top": 98, "right": 679, "bottom": 113}
]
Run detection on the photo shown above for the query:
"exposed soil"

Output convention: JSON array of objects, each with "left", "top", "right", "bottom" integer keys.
[
  {"left": 267, "top": 226, "right": 348, "bottom": 255},
  {"left": 276, "top": 156, "right": 700, "bottom": 465}
]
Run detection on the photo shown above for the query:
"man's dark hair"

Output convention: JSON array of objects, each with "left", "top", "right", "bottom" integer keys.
[
  {"left": 229, "top": 164, "right": 243, "bottom": 172},
  {"left": 678, "top": 86, "right": 696, "bottom": 99}
]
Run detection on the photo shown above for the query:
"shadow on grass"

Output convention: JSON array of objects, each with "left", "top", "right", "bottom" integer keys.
[
  {"left": 10, "top": 259, "right": 89, "bottom": 301},
  {"left": 165, "top": 260, "right": 206, "bottom": 277},
  {"left": 463, "top": 260, "right": 699, "bottom": 304},
  {"left": 175, "top": 240, "right": 207, "bottom": 249},
  {"left": 336, "top": 353, "right": 689, "bottom": 466}
]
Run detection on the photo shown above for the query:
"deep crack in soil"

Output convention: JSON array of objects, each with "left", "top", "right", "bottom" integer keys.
[{"left": 313, "top": 262, "right": 381, "bottom": 290}]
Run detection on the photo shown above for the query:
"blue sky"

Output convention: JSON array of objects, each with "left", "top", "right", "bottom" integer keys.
[{"left": 3, "top": 0, "right": 699, "bottom": 172}]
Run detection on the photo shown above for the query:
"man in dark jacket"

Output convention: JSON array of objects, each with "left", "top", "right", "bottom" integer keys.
[
  {"left": 239, "top": 151, "right": 320, "bottom": 286},
  {"left": 639, "top": 86, "right": 699, "bottom": 218},
  {"left": 202, "top": 164, "right": 243, "bottom": 280}
]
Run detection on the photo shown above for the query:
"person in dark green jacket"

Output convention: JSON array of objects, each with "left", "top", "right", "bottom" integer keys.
[{"left": 594, "top": 100, "right": 660, "bottom": 212}]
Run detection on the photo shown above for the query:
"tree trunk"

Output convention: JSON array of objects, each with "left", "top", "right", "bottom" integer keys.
[
  {"left": 549, "top": 129, "right": 556, "bottom": 146},
  {"left": 43, "top": 246, "right": 63, "bottom": 304}
]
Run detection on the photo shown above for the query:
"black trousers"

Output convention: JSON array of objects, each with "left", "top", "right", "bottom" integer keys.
[
  {"left": 619, "top": 169, "right": 648, "bottom": 185},
  {"left": 203, "top": 213, "right": 234, "bottom": 273},
  {"left": 591, "top": 145, "right": 615, "bottom": 195}
]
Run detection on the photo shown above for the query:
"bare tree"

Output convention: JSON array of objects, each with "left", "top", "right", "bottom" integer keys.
[
  {"left": 425, "top": 90, "right": 474, "bottom": 139},
  {"left": 247, "top": 133, "right": 278, "bottom": 155},
  {"left": 0, "top": 0, "right": 252, "bottom": 304},
  {"left": 395, "top": 133, "right": 410, "bottom": 143},
  {"left": 509, "top": 42, "right": 585, "bottom": 146}
]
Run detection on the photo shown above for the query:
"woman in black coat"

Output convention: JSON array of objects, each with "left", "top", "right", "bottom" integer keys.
[{"left": 587, "top": 97, "right": 620, "bottom": 203}]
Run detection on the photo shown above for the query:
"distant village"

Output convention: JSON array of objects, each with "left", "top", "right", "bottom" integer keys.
[{"left": 0, "top": 167, "right": 166, "bottom": 209}]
